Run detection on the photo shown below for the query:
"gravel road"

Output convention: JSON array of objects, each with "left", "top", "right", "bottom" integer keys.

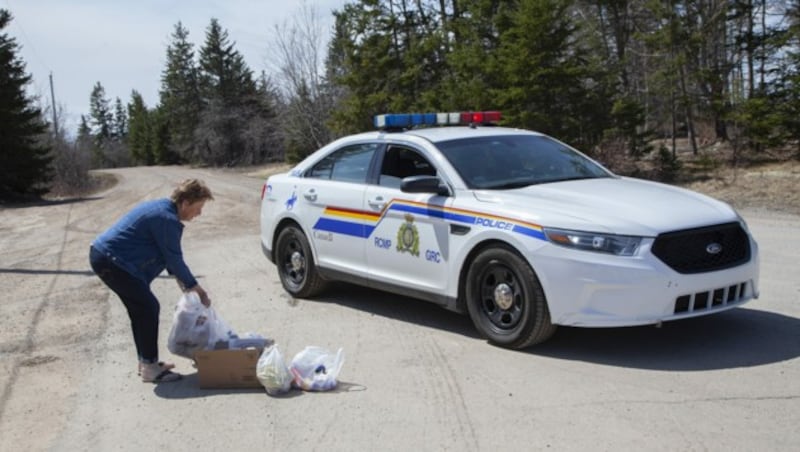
[{"left": 1, "top": 166, "right": 798, "bottom": 451}]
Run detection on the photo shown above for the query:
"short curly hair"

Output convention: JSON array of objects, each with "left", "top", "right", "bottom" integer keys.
[{"left": 170, "top": 179, "right": 214, "bottom": 205}]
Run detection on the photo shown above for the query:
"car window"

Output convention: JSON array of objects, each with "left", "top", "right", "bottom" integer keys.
[
  {"left": 436, "top": 135, "right": 611, "bottom": 189},
  {"left": 307, "top": 143, "right": 379, "bottom": 183},
  {"left": 378, "top": 146, "right": 437, "bottom": 188}
]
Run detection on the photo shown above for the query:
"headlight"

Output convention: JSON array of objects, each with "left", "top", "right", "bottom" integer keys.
[{"left": 543, "top": 228, "right": 642, "bottom": 256}]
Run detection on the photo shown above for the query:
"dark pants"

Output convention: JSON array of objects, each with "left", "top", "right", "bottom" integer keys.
[{"left": 89, "top": 246, "right": 160, "bottom": 364}]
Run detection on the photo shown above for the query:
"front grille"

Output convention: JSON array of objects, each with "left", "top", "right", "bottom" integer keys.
[
  {"left": 651, "top": 222, "right": 750, "bottom": 274},
  {"left": 674, "top": 282, "right": 748, "bottom": 314}
]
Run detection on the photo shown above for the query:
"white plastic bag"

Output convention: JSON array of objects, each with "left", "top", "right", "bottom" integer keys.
[
  {"left": 289, "top": 346, "right": 345, "bottom": 391},
  {"left": 256, "top": 345, "right": 292, "bottom": 395},
  {"left": 167, "top": 292, "right": 235, "bottom": 358}
]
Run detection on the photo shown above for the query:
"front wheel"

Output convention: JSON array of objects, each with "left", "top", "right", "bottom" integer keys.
[
  {"left": 465, "top": 246, "right": 556, "bottom": 349},
  {"left": 274, "top": 225, "right": 326, "bottom": 298}
]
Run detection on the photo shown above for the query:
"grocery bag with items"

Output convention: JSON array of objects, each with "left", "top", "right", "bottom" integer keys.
[
  {"left": 256, "top": 345, "right": 345, "bottom": 395},
  {"left": 256, "top": 344, "right": 293, "bottom": 395},
  {"left": 167, "top": 292, "right": 270, "bottom": 358},
  {"left": 289, "top": 346, "right": 345, "bottom": 392}
]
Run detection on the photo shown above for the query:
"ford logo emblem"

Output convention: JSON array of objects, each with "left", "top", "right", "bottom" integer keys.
[{"left": 706, "top": 243, "right": 723, "bottom": 255}]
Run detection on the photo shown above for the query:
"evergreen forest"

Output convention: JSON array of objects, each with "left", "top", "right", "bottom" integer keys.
[{"left": 2, "top": 0, "right": 799, "bottom": 200}]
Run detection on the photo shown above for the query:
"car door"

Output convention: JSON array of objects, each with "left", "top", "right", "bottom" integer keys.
[
  {"left": 299, "top": 143, "right": 380, "bottom": 276},
  {"left": 364, "top": 145, "right": 452, "bottom": 294}
]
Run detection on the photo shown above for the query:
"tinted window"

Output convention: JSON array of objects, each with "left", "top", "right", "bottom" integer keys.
[
  {"left": 378, "top": 146, "right": 436, "bottom": 188},
  {"left": 436, "top": 135, "right": 611, "bottom": 189},
  {"left": 307, "top": 144, "right": 378, "bottom": 183}
]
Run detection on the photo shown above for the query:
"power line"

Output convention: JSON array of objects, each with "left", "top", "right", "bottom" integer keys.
[
  {"left": 3, "top": 0, "right": 61, "bottom": 136},
  {"left": 2, "top": 0, "right": 51, "bottom": 75}
]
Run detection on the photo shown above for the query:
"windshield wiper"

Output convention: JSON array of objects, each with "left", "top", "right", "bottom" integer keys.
[
  {"left": 482, "top": 180, "right": 540, "bottom": 190},
  {"left": 546, "top": 175, "right": 607, "bottom": 183}
]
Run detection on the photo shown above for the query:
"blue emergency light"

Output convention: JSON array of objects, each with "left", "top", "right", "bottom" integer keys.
[{"left": 374, "top": 111, "right": 501, "bottom": 129}]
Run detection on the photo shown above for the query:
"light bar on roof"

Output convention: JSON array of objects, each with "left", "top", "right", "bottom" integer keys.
[{"left": 374, "top": 111, "right": 501, "bottom": 129}]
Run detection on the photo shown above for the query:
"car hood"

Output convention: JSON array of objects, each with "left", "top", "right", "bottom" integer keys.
[{"left": 471, "top": 176, "right": 738, "bottom": 236}]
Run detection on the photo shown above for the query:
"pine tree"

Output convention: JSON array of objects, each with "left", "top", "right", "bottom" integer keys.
[
  {"left": 328, "top": 2, "right": 400, "bottom": 134},
  {"left": 492, "top": 0, "right": 610, "bottom": 148},
  {"left": 88, "top": 82, "right": 112, "bottom": 167},
  {"left": 159, "top": 22, "right": 200, "bottom": 161},
  {"left": 439, "top": 0, "right": 511, "bottom": 112},
  {"left": 112, "top": 97, "right": 128, "bottom": 141},
  {"left": 76, "top": 115, "right": 92, "bottom": 153},
  {"left": 89, "top": 82, "right": 112, "bottom": 139},
  {"left": 127, "top": 90, "right": 154, "bottom": 165},
  {"left": 148, "top": 106, "right": 174, "bottom": 164},
  {"left": 0, "top": 9, "right": 53, "bottom": 200},
  {"left": 198, "top": 18, "right": 257, "bottom": 106},
  {"left": 195, "top": 18, "right": 261, "bottom": 165}
]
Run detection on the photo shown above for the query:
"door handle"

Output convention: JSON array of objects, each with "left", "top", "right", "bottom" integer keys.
[
  {"left": 367, "top": 196, "right": 386, "bottom": 210},
  {"left": 303, "top": 189, "right": 317, "bottom": 202}
]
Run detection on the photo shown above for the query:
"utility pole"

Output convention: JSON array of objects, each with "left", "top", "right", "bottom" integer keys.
[{"left": 49, "top": 72, "right": 58, "bottom": 139}]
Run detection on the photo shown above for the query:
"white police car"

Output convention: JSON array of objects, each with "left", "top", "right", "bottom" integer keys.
[{"left": 260, "top": 111, "right": 759, "bottom": 349}]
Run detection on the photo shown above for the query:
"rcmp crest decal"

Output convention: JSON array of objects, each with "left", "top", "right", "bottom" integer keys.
[{"left": 396, "top": 214, "right": 420, "bottom": 256}]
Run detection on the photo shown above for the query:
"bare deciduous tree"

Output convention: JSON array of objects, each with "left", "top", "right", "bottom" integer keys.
[
  {"left": 266, "top": 0, "right": 338, "bottom": 161},
  {"left": 45, "top": 102, "right": 93, "bottom": 196}
]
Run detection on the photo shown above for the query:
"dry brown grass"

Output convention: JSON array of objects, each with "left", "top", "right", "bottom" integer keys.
[
  {"left": 655, "top": 139, "right": 800, "bottom": 215},
  {"left": 681, "top": 160, "right": 800, "bottom": 215},
  {"left": 60, "top": 151, "right": 799, "bottom": 217},
  {"left": 243, "top": 158, "right": 800, "bottom": 216},
  {"left": 241, "top": 163, "right": 293, "bottom": 179}
]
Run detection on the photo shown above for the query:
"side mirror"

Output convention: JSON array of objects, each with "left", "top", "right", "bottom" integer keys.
[{"left": 400, "top": 175, "right": 450, "bottom": 196}]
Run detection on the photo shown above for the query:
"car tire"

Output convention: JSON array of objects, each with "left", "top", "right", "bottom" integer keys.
[
  {"left": 275, "top": 224, "right": 326, "bottom": 298},
  {"left": 465, "top": 246, "right": 556, "bottom": 349}
]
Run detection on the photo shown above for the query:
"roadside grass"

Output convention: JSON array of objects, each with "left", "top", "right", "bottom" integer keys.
[{"left": 48, "top": 153, "right": 799, "bottom": 215}]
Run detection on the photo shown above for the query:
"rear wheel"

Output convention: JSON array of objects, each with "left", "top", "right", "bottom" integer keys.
[
  {"left": 275, "top": 225, "right": 326, "bottom": 298},
  {"left": 465, "top": 246, "right": 556, "bottom": 349}
]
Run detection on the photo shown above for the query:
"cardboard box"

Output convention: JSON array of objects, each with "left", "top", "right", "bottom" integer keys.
[{"left": 194, "top": 348, "right": 264, "bottom": 389}]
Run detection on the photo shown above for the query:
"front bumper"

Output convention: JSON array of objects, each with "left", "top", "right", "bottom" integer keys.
[{"left": 536, "top": 239, "right": 760, "bottom": 327}]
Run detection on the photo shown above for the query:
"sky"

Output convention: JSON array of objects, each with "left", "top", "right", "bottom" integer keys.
[{"left": 2, "top": 0, "right": 349, "bottom": 137}]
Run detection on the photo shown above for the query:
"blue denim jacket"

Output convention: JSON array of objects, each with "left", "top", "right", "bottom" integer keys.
[{"left": 92, "top": 198, "right": 198, "bottom": 288}]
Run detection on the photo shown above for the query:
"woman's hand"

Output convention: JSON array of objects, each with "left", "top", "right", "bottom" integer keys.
[{"left": 190, "top": 285, "right": 211, "bottom": 307}]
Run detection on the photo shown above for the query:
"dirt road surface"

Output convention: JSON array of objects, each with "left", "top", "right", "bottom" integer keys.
[{"left": 1, "top": 166, "right": 799, "bottom": 451}]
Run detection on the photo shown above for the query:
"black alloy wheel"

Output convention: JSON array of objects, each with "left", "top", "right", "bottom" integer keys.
[
  {"left": 274, "top": 224, "right": 325, "bottom": 298},
  {"left": 465, "top": 246, "right": 556, "bottom": 349}
]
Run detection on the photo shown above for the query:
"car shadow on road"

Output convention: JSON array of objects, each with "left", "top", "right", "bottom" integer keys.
[
  {"left": 307, "top": 284, "right": 800, "bottom": 371},
  {"left": 530, "top": 307, "right": 800, "bottom": 371},
  {"left": 317, "top": 282, "right": 480, "bottom": 339}
]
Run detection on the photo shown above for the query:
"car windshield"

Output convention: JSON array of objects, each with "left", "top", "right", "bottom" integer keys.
[{"left": 436, "top": 135, "right": 612, "bottom": 189}]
